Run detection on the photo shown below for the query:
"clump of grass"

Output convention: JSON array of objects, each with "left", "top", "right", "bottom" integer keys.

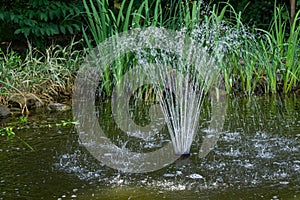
[
  {"left": 200, "top": 2, "right": 300, "bottom": 95},
  {"left": 0, "top": 39, "right": 84, "bottom": 114},
  {"left": 210, "top": 3, "right": 268, "bottom": 95},
  {"left": 258, "top": 5, "right": 300, "bottom": 94}
]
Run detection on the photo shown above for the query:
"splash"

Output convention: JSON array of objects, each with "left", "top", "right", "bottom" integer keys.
[{"left": 72, "top": 26, "right": 227, "bottom": 172}]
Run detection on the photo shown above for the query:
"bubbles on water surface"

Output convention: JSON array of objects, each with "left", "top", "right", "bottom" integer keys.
[
  {"left": 55, "top": 94, "right": 300, "bottom": 199},
  {"left": 55, "top": 128, "right": 299, "bottom": 196}
]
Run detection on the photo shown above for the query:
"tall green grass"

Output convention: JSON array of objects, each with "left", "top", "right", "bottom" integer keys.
[
  {"left": 257, "top": 6, "right": 300, "bottom": 94},
  {"left": 82, "top": 0, "right": 198, "bottom": 94},
  {"left": 83, "top": 0, "right": 299, "bottom": 96},
  {"left": 83, "top": 0, "right": 228, "bottom": 95},
  {"left": 208, "top": 2, "right": 300, "bottom": 94}
]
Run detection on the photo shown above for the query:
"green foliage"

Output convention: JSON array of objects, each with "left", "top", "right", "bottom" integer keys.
[
  {"left": 83, "top": 0, "right": 158, "bottom": 94},
  {"left": 0, "top": 127, "right": 15, "bottom": 138},
  {"left": 19, "top": 116, "right": 28, "bottom": 124},
  {"left": 0, "top": 0, "right": 84, "bottom": 48},
  {"left": 83, "top": 0, "right": 299, "bottom": 95},
  {"left": 257, "top": 6, "right": 300, "bottom": 94},
  {"left": 83, "top": 0, "right": 211, "bottom": 94},
  {"left": 1, "top": 0, "right": 297, "bottom": 98}
]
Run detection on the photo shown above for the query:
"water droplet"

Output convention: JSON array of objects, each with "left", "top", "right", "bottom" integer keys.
[
  {"left": 279, "top": 181, "right": 289, "bottom": 185},
  {"left": 186, "top": 173, "right": 204, "bottom": 179},
  {"left": 163, "top": 173, "right": 176, "bottom": 177}
]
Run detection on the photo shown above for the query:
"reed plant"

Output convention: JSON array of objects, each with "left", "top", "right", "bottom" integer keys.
[
  {"left": 83, "top": 0, "right": 228, "bottom": 95},
  {"left": 83, "top": 0, "right": 299, "bottom": 96},
  {"left": 83, "top": 0, "right": 166, "bottom": 94},
  {"left": 257, "top": 6, "right": 300, "bottom": 94},
  {"left": 282, "top": 8, "right": 300, "bottom": 93},
  {"left": 211, "top": 2, "right": 299, "bottom": 94}
]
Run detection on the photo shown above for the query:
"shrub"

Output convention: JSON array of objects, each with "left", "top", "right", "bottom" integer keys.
[{"left": 0, "top": 0, "right": 84, "bottom": 49}]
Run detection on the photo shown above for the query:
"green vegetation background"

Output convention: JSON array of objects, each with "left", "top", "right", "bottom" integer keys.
[
  {"left": 0, "top": 0, "right": 298, "bottom": 49},
  {"left": 0, "top": 0, "right": 299, "bottom": 102}
]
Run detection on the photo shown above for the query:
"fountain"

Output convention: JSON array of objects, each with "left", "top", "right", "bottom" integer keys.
[
  {"left": 72, "top": 27, "right": 227, "bottom": 172},
  {"left": 1, "top": 12, "right": 299, "bottom": 200}
]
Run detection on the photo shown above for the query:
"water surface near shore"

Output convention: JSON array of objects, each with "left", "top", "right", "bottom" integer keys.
[{"left": 0, "top": 95, "right": 299, "bottom": 199}]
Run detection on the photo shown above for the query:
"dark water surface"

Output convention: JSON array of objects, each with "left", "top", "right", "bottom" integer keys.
[{"left": 0, "top": 95, "right": 299, "bottom": 200}]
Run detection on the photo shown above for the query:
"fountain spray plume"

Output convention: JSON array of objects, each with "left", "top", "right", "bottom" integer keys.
[
  {"left": 73, "top": 26, "right": 226, "bottom": 172},
  {"left": 138, "top": 28, "right": 223, "bottom": 155}
]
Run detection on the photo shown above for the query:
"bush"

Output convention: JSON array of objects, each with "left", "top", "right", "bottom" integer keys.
[{"left": 0, "top": 0, "right": 84, "bottom": 49}]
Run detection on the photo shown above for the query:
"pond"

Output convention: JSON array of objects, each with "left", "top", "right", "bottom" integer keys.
[{"left": 0, "top": 95, "right": 299, "bottom": 200}]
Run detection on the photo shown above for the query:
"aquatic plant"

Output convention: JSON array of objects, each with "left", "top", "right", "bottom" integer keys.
[
  {"left": 0, "top": 126, "right": 34, "bottom": 151},
  {"left": 83, "top": 0, "right": 299, "bottom": 95},
  {"left": 256, "top": 5, "right": 300, "bottom": 94}
]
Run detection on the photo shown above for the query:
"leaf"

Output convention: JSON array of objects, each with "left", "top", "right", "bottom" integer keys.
[
  {"left": 48, "top": 24, "right": 59, "bottom": 35},
  {"left": 67, "top": 25, "right": 74, "bottom": 34},
  {"left": 49, "top": 10, "right": 55, "bottom": 20},
  {"left": 60, "top": 2, "right": 67, "bottom": 17},
  {"left": 14, "top": 29, "right": 22, "bottom": 34},
  {"left": 60, "top": 25, "right": 66, "bottom": 34},
  {"left": 39, "top": 12, "right": 48, "bottom": 21},
  {"left": 31, "top": 27, "right": 40, "bottom": 36},
  {"left": 9, "top": 14, "right": 14, "bottom": 21},
  {"left": 24, "top": 19, "right": 36, "bottom": 26},
  {"left": 45, "top": 28, "right": 51, "bottom": 36},
  {"left": 27, "top": 10, "right": 35, "bottom": 19},
  {"left": 72, "top": 23, "right": 81, "bottom": 31},
  {"left": 16, "top": 27, "right": 30, "bottom": 36},
  {"left": 40, "top": 28, "right": 45, "bottom": 35}
]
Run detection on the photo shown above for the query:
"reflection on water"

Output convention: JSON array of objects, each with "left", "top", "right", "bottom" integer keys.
[{"left": 0, "top": 95, "right": 299, "bottom": 199}]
